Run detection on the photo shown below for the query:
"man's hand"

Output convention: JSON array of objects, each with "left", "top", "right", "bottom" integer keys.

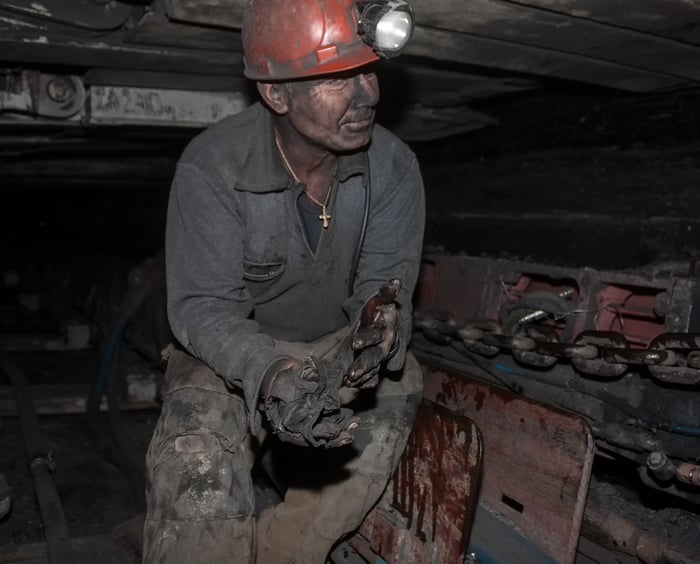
[
  {"left": 344, "top": 278, "right": 401, "bottom": 389},
  {"left": 262, "top": 357, "right": 359, "bottom": 448}
]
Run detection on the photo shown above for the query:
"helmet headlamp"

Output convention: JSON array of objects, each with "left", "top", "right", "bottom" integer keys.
[{"left": 357, "top": 0, "right": 415, "bottom": 58}]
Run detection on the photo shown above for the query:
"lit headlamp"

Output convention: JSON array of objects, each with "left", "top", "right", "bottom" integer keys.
[{"left": 357, "top": 0, "right": 415, "bottom": 58}]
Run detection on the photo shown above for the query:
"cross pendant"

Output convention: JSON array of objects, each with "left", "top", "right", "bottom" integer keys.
[{"left": 319, "top": 206, "right": 331, "bottom": 229}]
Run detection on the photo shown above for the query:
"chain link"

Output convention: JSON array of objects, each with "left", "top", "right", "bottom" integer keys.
[{"left": 414, "top": 313, "right": 700, "bottom": 385}]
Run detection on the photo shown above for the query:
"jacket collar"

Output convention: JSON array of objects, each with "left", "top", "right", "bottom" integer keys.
[{"left": 235, "top": 103, "right": 369, "bottom": 193}]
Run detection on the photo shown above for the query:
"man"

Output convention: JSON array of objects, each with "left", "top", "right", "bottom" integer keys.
[{"left": 143, "top": 0, "right": 425, "bottom": 562}]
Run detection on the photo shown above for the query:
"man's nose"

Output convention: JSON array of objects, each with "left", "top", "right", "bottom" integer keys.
[{"left": 352, "top": 72, "right": 380, "bottom": 107}]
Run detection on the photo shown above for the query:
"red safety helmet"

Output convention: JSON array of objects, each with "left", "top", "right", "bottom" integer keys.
[{"left": 242, "top": 0, "right": 380, "bottom": 81}]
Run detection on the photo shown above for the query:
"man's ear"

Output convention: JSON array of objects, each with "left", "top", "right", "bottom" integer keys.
[{"left": 257, "top": 82, "right": 289, "bottom": 115}]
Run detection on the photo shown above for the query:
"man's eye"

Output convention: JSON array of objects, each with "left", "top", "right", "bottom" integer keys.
[{"left": 322, "top": 78, "right": 347, "bottom": 89}]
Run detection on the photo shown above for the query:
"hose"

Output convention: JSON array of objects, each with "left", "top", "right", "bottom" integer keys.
[
  {"left": 0, "top": 355, "right": 74, "bottom": 564},
  {"left": 86, "top": 264, "right": 155, "bottom": 502},
  {"left": 347, "top": 158, "right": 371, "bottom": 298}
]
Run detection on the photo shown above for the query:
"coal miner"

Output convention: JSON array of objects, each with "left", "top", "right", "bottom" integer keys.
[{"left": 143, "top": 0, "right": 425, "bottom": 562}]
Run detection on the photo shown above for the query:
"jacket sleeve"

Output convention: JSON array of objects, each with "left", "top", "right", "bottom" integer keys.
[
  {"left": 165, "top": 163, "right": 289, "bottom": 432},
  {"left": 343, "top": 152, "right": 426, "bottom": 371}
]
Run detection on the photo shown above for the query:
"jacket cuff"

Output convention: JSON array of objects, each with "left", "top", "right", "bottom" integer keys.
[{"left": 244, "top": 354, "right": 292, "bottom": 435}]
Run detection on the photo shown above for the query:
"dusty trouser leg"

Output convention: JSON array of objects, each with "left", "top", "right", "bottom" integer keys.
[
  {"left": 256, "top": 338, "right": 423, "bottom": 564},
  {"left": 143, "top": 351, "right": 256, "bottom": 564}
]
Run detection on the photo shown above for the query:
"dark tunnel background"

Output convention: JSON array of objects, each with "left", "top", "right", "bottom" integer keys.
[
  {"left": 3, "top": 80, "right": 700, "bottom": 273},
  {"left": 1, "top": 74, "right": 700, "bottom": 561}
]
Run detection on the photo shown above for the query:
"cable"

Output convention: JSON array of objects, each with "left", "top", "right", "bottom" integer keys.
[
  {"left": 86, "top": 265, "right": 155, "bottom": 502},
  {"left": 86, "top": 317, "right": 145, "bottom": 498},
  {"left": 347, "top": 157, "right": 371, "bottom": 298},
  {"left": 0, "top": 355, "right": 75, "bottom": 564}
]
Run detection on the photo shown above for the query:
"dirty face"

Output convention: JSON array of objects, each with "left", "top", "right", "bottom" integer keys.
[{"left": 283, "top": 68, "right": 380, "bottom": 153}]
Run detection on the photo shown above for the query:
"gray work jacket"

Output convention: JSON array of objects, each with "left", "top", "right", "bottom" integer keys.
[{"left": 166, "top": 102, "right": 425, "bottom": 430}]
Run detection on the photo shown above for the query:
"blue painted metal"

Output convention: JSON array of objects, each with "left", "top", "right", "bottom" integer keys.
[{"left": 468, "top": 503, "right": 558, "bottom": 564}]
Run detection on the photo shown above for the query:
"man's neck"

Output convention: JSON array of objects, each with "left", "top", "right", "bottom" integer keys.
[{"left": 274, "top": 121, "right": 337, "bottom": 192}]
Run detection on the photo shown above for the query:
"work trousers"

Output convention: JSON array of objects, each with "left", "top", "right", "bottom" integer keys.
[{"left": 142, "top": 329, "right": 423, "bottom": 564}]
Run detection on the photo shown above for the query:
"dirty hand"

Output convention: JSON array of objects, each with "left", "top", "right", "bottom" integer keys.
[
  {"left": 262, "top": 357, "right": 360, "bottom": 448},
  {"left": 344, "top": 278, "right": 401, "bottom": 389}
]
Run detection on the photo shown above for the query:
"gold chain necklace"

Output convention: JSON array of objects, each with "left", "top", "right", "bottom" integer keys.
[
  {"left": 302, "top": 173, "right": 336, "bottom": 229},
  {"left": 274, "top": 131, "right": 335, "bottom": 229}
]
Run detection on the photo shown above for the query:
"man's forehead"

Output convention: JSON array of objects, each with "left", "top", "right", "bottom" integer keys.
[{"left": 286, "top": 63, "right": 380, "bottom": 86}]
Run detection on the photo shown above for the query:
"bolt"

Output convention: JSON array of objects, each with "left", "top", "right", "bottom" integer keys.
[
  {"left": 647, "top": 451, "right": 665, "bottom": 468},
  {"left": 46, "top": 77, "right": 73, "bottom": 103},
  {"left": 515, "top": 287, "right": 575, "bottom": 326},
  {"left": 646, "top": 451, "right": 676, "bottom": 481},
  {"left": 558, "top": 288, "right": 575, "bottom": 299}
]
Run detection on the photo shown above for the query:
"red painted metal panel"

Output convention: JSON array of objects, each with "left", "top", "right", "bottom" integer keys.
[
  {"left": 350, "top": 400, "right": 483, "bottom": 564},
  {"left": 416, "top": 254, "right": 692, "bottom": 345},
  {"left": 422, "top": 363, "right": 594, "bottom": 563}
]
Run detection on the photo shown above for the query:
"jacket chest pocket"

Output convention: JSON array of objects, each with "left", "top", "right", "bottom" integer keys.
[
  {"left": 243, "top": 259, "right": 286, "bottom": 282},
  {"left": 241, "top": 192, "right": 289, "bottom": 295}
]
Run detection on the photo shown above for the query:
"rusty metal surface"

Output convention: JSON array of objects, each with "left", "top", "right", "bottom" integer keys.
[
  {"left": 411, "top": 254, "right": 700, "bottom": 491},
  {"left": 415, "top": 254, "right": 700, "bottom": 384},
  {"left": 349, "top": 400, "right": 483, "bottom": 564},
  {"left": 417, "top": 254, "right": 697, "bottom": 337},
  {"left": 420, "top": 363, "right": 594, "bottom": 563}
]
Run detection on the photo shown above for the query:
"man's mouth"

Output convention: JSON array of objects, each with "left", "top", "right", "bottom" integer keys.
[{"left": 343, "top": 114, "right": 374, "bottom": 129}]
